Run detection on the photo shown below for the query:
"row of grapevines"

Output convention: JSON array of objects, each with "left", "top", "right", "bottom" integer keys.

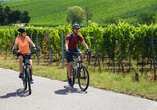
[{"left": 0, "top": 22, "right": 157, "bottom": 62}]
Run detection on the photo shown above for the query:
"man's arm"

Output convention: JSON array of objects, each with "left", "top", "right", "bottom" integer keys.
[
  {"left": 81, "top": 41, "right": 89, "bottom": 50},
  {"left": 65, "top": 40, "right": 69, "bottom": 50}
]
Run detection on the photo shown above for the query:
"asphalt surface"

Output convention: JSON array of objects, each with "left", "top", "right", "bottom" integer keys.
[{"left": 0, "top": 68, "right": 157, "bottom": 110}]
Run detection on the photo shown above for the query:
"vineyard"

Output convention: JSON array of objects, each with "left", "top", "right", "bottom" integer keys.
[{"left": 1, "top": 22, "right": 157, "bottom": 79}]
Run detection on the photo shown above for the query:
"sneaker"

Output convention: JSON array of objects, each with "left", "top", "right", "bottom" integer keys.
[
  {"left": 68, "top": 78, "right": 73, "bottom": 86},
  {"left": 19, "top": 73, "right": 24, "bottom": 78},
  {"left": 30, "top": 78, "right": 34, "bottom": 84}
]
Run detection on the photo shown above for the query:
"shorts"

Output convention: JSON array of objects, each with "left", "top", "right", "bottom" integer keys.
[
  {"left": 66, "top": 48, "right": 81, "bottom": 63},
  {"left": 17, "top": 52, "right": 32, "bottom": 63}
]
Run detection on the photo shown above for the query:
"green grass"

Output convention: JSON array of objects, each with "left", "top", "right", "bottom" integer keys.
[
  {"left": 0, "top": 26, "right": 16, "bottom": 29},
  {"left": 0, "top": 53, "right": 157, "bottom": 101},
  {"left": 0, "top": 0, "right": 157, "bottom": 26}
]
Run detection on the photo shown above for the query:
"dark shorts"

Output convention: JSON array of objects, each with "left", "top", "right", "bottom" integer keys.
[
  {"left": 17, "top": 52, "right": 32, "bottom": 63},
  {"left": 66, "top": 48, "right": 81, "bottom": 63}
]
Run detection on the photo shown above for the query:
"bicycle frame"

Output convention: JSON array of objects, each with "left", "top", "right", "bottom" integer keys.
[
  {"left": 72, "top": 52, "right": 85, "bottom": 77},
  {"left": 22, "top": 55, "right": 31, "bottom": 80}
]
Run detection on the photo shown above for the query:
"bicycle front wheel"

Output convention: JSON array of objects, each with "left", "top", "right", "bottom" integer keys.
[
  {"left": 25, "top": 68, "right": 31, "bottom": 94},
  {"left": 23, "top": 78, "right": 27, "bottom": 90},
  {"left": 78, "top": 66, "right": 89, "bottom": 91}
]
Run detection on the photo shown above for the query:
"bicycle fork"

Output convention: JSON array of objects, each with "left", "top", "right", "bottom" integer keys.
[{"left": 23, "top": 63, "right": 32, "bottom": 81}]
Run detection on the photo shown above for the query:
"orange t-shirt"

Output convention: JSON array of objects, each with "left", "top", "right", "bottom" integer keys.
[{"left": 15, "top": 36, "right": 31, "bottom": 53}]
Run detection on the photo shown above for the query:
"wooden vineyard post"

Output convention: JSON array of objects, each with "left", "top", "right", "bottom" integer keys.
[
  {"left": 46, "top": 33, "right": 52, "bottom": 64},
  {"left": 151, "top": 37, "right": 156, "bottom": 80},
  {"left": 36, "top": 33, "right": 40, "bottom": 64},
  {"left": 30, "top": 32, "right": 32, "bottom": 52},
  {"left": 93, "top": 35, "right": 101, "bottom": 72},
  {"left": 61, "top": 31, "right": 64, "bottom": 68},
  {"left": 10, "top": 31, "right": 14, "bottom": 59},
  {"left": 118, "top": 40, "right": 125, "bottom": 76}
]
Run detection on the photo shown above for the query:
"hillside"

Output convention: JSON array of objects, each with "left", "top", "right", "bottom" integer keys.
[{"left": 0, "top": 0, "right": 157, "bottom": 26}]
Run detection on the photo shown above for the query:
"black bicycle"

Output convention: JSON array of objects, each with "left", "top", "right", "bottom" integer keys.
[
  {"left": 14, "top": 49, "right": 37, "bottom": 95},
  {"left": 67, "top": 52, "right": 90, "bottom": 91}
]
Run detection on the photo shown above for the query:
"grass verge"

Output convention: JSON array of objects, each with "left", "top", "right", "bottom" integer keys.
[{"left": 0, "top": 56, "right": 157, "bottom": 101}]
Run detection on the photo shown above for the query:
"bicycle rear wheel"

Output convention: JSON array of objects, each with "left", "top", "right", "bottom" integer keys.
[
  {"left": 25, "top": 68, "right": 31, "bottom": 94},
  {"left": 78, "top": 66, "right": 89, "bottom": 91},
  {"left": 67, "top": 66, "right": 75, "bottom": 87}
]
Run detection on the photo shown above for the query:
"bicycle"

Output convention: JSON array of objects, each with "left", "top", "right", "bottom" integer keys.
[
  {"left": 13, "top": 48, "right": 37, "bottom": 95},
  {"left": 67, "top": 52, "right": 90, "bottom": 91}
]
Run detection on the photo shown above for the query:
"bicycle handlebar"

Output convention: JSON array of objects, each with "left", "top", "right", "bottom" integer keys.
[
  {"left": 71, "top": 52, "right": 91, "bottom": 56},
  {"left": 13, "top": 47, "right": 38, "bottom": 55}
]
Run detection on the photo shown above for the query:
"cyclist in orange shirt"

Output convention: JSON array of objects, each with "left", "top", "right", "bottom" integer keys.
[{"left": 13, "top": 28, "right": 37, "bottom": 83}]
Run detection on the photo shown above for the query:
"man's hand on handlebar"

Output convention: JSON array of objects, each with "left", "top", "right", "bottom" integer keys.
[{"left": 87, "top": 49, "right": 91, "bottom": 54}]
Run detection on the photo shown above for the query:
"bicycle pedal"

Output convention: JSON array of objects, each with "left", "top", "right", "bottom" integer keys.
[
  {"left": 19, "top": 76, "right": 24, "bottom": 78},
  {"left": 81, "top": 76, "right": 86, "bottom": 79}
]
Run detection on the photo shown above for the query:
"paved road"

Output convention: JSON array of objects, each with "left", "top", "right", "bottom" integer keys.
[{"left": 0, "top": 68, "right": 157, "bottom": 110}]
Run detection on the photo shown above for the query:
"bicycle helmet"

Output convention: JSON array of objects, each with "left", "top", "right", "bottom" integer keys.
[
  {"left": 17, "top": 28, "right": 26, "bottom": 33},
  {"left": 72, "top": 24, "right": 80, "bottom": 29}
]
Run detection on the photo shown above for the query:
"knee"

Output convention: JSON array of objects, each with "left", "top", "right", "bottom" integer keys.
[
  {"left": 28, "top": 60, "right": 32, "bottom": 66},
  {"left": 19, "top": 56, "right": 23, "bottom": 62},
  {"left": 68, "top": 62, "right": 73, "bottom": 67},
  {"left": 29, "top": 63, "right": 32, "bottom": 67}
]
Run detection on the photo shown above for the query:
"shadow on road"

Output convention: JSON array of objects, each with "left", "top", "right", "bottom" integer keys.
[
  {"left": 0, "top": 88, "right": 30, "bottom": 98},
  {"left": 54, "top": 85, "right": 87, "bottom": 95}
]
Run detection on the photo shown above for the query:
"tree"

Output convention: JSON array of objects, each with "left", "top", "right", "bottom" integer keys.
[
  {"left": 10, "top": 10, "right": 21, "bottom": 25},
  {"left": 8, "top": 11, "right": 14, "bottom": 25},
  {"left": 137, "top": 9, "right": 155, "bottom": 25},
  {"left": 20, "top": 11, "right": 31, "bottom": 25},
  {"left": 66, "top": 6, "right": 85, "bottom": 25},
  {"left": 84, "top": 6, "right": 93, "bottom": 27},
  {"left": 4, "top": 6, "right": 11, "bottom": 25},
  {"left": 103, "top": 14, "right": 119, "bottom": 25},
  {"left": 4, "top": 6, "right": 11, "bottom": 14},
  {"left": 0, "top": 4, "right": 5, "bottom": 25}
]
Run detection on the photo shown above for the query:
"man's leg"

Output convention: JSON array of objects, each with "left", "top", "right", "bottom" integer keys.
[
  {"left": 66, "top": 53, "right": 74, "bottom": 86},
  {"left": 67, "top": 62, "right": 73, "bottom": 86},
  {"left": 68, "top": 62, "right": 73, "bottom": 78},
  {"left": 80, "top": 54, "right": 83, "bottom": 61}
]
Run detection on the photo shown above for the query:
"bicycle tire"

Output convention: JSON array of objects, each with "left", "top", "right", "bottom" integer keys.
[
  {"left": 67, "top": 66, "right": 75, "bottom": 87},
  {"left": 26, "top": 68, "right": 31, "bottom": 94},
  {"left": 78, "top": 66, "right": 89, "bottom": 91},
  {"left": 23, "top": 78, "right": 27, "bottom": 90}
]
